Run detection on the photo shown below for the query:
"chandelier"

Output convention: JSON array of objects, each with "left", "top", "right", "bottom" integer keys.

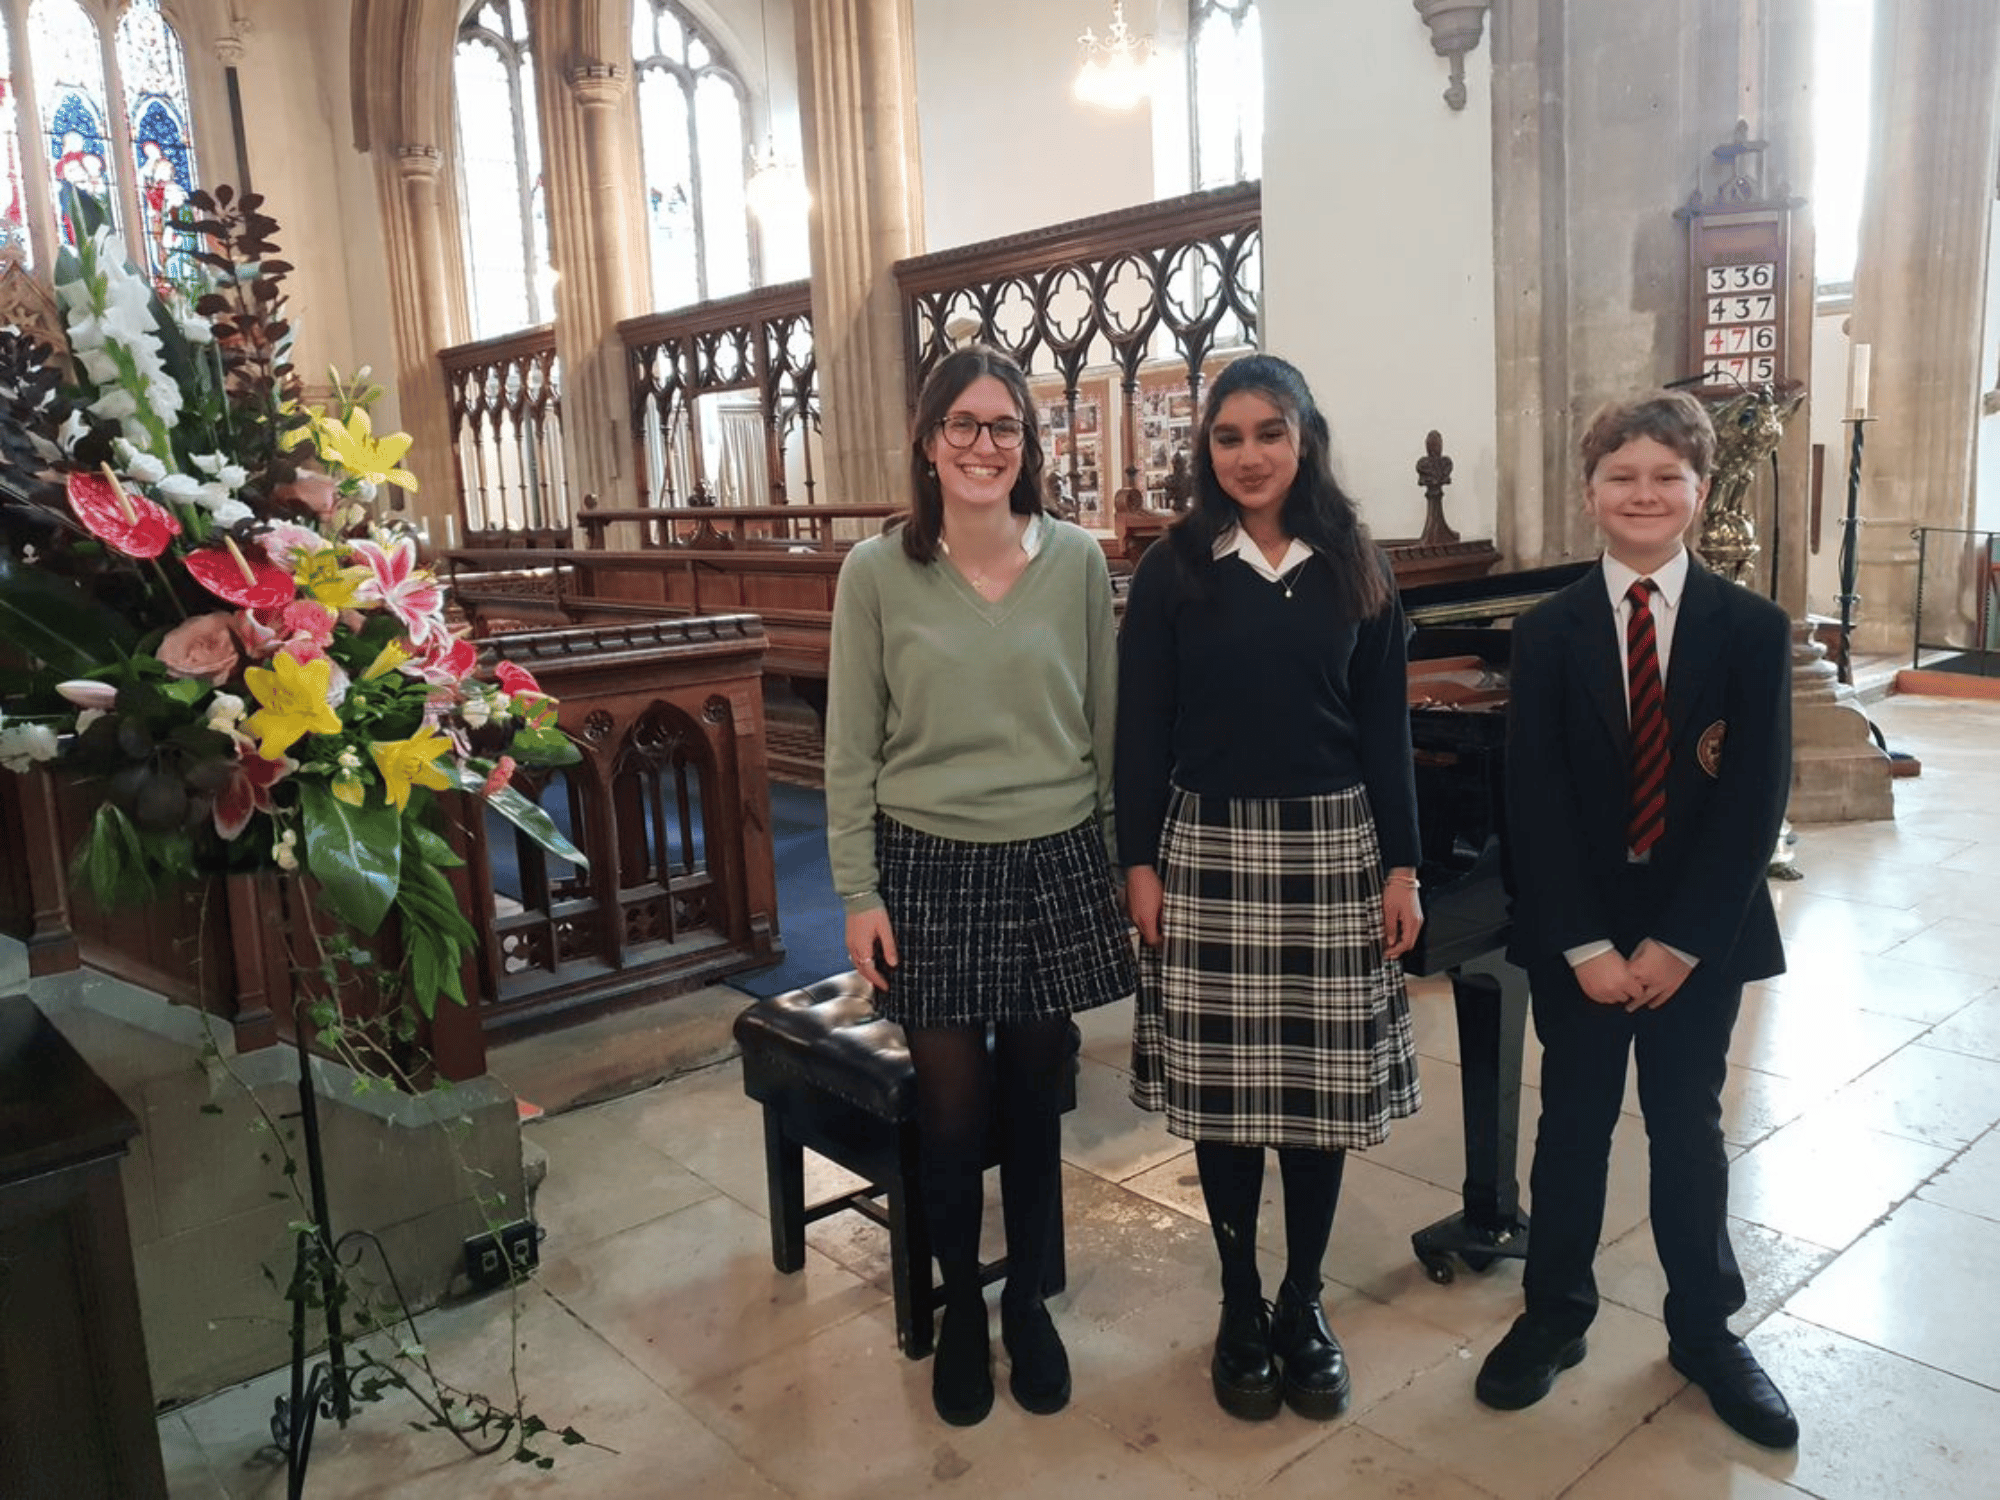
[
  {"left": 746, "top": 0, "right": 811, "bottom": 227},
  {"left": 1074, "top": 1, "right": 1155, "bottom": 111}
]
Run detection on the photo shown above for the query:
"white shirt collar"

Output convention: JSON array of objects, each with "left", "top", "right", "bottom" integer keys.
[
  {"left": 1213, "top": 524, "right": 1313, "bottom": 583},
  {"left": 1602, "top": 545, "right": 1689, "bottom": 612},
  {"left": 941, "top": 511, "right": 1046, "bottom": 561}
]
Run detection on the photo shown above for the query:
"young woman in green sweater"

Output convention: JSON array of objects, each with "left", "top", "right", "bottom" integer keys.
[{"left": 825, "top": 345, "right": 1134, "bottom": 1427}]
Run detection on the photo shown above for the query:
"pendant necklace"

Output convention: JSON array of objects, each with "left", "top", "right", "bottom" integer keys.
[{"left": 1278, "top": 557, "right": 1310, "bottom": 599}]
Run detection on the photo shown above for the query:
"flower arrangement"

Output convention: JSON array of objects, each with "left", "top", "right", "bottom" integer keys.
[{"left": 0, "top": 186, "right": 581, "bottom": 1015}]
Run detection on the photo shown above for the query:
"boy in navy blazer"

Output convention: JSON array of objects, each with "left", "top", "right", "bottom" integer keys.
[{"left": 1475, "top": 392, "right": 1797, "bottom": 1448}]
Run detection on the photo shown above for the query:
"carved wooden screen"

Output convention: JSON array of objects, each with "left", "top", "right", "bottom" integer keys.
[
  {"left": 620, "top": 279, "right": 819, "bottom": 510},
  {"left": 896, "top": 182, "right": 1261, "bottom": 529},
  {"left": 439, "top": 324, "right": 566, "bottom": 537}
]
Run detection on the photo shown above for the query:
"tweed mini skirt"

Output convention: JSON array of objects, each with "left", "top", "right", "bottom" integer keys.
[
  {"left": 872, "top": 814, "right": 1136, "bottom": 1028},
  {"left": 1132, "top": 784, "right": 1422, "bottom": 1151}
]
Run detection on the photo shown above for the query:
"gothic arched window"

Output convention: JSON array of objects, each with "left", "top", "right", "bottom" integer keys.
[
  {"left": 0, "top": 13, "right": 28, "bottom": 259},
  {"left": 2, "top": 0, "right": 202, "bottom": 289},
  {"left": 33, "top": 0, "right": 118, "bottom": 241},
  {"left": 633, "top": 0, "right": 753, "bottom": 311},
  {"left": 1190, "top": 0, "right": 1262, "bottom": 190},
  {"left": 454, "top": 0, "right": 552, "bottom": 338},
  {"left": 117, "top": 0, "right": 200, "bottom": 287}
]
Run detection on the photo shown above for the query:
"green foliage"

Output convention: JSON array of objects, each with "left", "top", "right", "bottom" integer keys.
[
  {"left": 300, "top": 779, "right": 401, "bottom": 934},
  {"left": 455, "top": 765, "right": 587, "bottom": 866}
]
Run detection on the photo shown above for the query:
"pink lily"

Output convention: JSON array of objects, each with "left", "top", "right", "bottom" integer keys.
[
  {"left": 213, "top": 746, "right": 294, "bottom": 840},
  {"left": 350, "top": 536, "right": 447, "bottom": 648}
]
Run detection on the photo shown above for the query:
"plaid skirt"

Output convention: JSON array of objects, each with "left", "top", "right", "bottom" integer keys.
[
  {"left": 873, "top": 815, "right": 1136, "bottom": 1028},
  {"left": 1132, "top": 784, "right": 1422, "bottom": 1150}
]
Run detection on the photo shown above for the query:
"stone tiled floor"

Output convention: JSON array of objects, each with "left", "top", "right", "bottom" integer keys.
[{"left": 154, "top": 691, "right": 2000, "bottom": 1498}]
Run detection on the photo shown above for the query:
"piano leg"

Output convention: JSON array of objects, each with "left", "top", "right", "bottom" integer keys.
[{"left": 1411, "top": 952, "right": 1533, "bottom": 1284}]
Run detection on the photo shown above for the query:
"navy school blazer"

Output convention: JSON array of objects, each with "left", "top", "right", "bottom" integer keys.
[{"left": 1502, "top": 559, "right": 1790, "bottom": 983}]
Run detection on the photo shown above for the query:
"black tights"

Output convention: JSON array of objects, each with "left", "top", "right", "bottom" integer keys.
[
  {"left": 906, "top": 1018, "right": 1072, "bottom": 1309},
  {"left": 1194, "top": 1140, "right": 1347, "bottom": 1306}
]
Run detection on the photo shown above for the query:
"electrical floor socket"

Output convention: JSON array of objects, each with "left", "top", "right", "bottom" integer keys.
[{"left": 463, "top": 1220, "right": 540, "bottom": 1292}]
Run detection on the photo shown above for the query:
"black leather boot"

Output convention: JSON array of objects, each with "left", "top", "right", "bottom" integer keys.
[
  {"left": 1211, "top": 1299, "right": 1283, "bottom": 1421},
  {"left": 1001, "top": 1296, "right": 1071, "bottom": 1414},
  {"left": 932, "top": 1293, "right": 993, "bottom": 1426},
  {"left": 1271, "top": 1279, "right": 1351, "bottom": 1420}
]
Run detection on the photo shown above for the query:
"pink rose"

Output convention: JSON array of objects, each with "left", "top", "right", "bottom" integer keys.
[
  {"left": 279, "top": 599, "right": 336, "bottom": 647},
  {"left": 276, "top": 470, "right": 342, "bottom": 520},
  {"left": 159, "top": 613, "right": 241, "bottom": 686}
]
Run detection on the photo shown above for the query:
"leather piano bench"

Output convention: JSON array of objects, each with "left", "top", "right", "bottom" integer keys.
[{"left": 732, "top": 972, "right": 1076, "bottom": 1359}]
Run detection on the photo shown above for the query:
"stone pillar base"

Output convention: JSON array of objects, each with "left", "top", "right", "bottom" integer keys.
[{"left": 1787, "top": 621, "right": 1894, "bottom": 823}]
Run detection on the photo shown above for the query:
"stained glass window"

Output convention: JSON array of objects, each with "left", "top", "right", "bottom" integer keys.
[
  {"left": 1190, "top": 0, "right": 1262, "bottom": 190},
  {"left": 634, "top": 0, "right": 754, "bottom": 311},
  {"left": 0, "top": 14, "right": 28, "bottom": 261},
  {"left": 454, "top": 0, "right": 551, "bottom": 338},
  {"left": 117, "top": 0, "right": 199, "bottom": 288},
  {"left": 32, "top": 0, "right": 117, "bottom": 244}
]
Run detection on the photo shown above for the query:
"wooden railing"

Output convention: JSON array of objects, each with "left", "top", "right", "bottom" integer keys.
[
  {"left": 574, "top": 500, "right": 901, "bottom": 551},
  {"left": 619, "top": 281, "right": 822, "bottom": 512},
  {"left": 467, "top": 615, "right": 781, "bottom": 1036},
  {"left": 439, "top": 324, "right": 567, "bottom": 535},
  {"left": 897, "top": 182, "right": 1262, "bottom": 527},
  {"left": 0, "top": 773, "right": 489, "bottom": 1081}
]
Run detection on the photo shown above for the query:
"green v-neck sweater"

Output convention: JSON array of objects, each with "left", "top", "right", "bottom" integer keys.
[{"left": 825, "top": 519, "right": 1118, "bottom": 914}]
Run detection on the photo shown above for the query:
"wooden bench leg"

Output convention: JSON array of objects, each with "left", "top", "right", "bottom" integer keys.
[
  {"left": 761, "top": 1101, "right": 807, "bottom": 1273},
  {"left": 890, "top": 1119, "right": 935, "bottom": 1359}
]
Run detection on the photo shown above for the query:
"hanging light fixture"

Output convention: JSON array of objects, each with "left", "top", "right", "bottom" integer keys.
[
  {"left": 1074, "top": 0, "right": 1156, "bottom": 111},
  {"left": 746, "top": 0, "right": 811, "bottom": 227}
]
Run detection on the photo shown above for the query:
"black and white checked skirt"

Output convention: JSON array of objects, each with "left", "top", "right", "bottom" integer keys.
[
  {"left": 1132, "top": 784, "right": 1421, "bottom": 1150},
  {"left": 873, "top": 815, "right": 1136, "bottom": 1029}
]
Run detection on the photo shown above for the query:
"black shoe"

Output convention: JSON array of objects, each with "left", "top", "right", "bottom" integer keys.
[
  {"left": 1475, "top": 1316, "right": 1587, "bottom": 1410},
  {"left": 932, "top": 1295, "right": 993, "bottom": 1426},
  {"left": 1669, "top": 1336, "right": 1799, "bottom": 1449},
  {"left": 1271, "top": 1281, "right": 1351, "bottom": 1420},
  {"left": 1211, "top": 1300, "right": 1283, "bottom": 1421},
  {"left": 1001, "top": 1298, "right": 1071, "bottom": 1415}
]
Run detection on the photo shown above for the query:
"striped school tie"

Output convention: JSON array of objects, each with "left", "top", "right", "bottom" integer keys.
[{"left": 1626, "top": 579, "right": 1668, "bottom": 858}]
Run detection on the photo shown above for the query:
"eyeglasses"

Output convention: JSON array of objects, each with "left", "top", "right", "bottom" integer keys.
[{"left": 936, "top": 414, "right": 1027, "bottom": 450}]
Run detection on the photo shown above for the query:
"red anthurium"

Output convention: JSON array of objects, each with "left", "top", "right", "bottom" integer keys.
[
  {"left": 67, "top": 469, "right": 181, "bottom": 559},
  {"left": 213, "top": 746, "right": 293, "bottom": 840},
  {"left": 495, "top": 661, "right": 542, "bottom": 696},
  {"left": 186, "top": 537, "right": 298, "bottom": 611}
]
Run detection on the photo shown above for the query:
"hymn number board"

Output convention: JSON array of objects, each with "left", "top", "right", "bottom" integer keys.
[{"left": 1684, "top": 206, "right": 1791, "bottom": 396}]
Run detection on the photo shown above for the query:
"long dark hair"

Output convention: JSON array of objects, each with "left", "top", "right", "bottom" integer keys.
[
  {"left": 900, "top": 344, "right": 1046, "bottom": 564},
  {"left": 1166, "top": 353, "right": 1390, "bottom": 618}
]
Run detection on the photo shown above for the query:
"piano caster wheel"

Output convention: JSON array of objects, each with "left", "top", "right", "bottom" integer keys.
[{"left": 1421, "top": 1254, "right": 1456, "bottom": 1285}]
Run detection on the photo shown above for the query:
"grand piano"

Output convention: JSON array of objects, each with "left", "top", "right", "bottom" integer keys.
[{"left": 1399, "top": 558, "right": 1593, "bottom": 1284}]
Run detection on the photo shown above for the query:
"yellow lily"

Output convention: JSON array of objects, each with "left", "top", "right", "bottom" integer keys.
[
  {"left": 361, "top": 639, "right": 412, "bottom": 681},
  {"left": 369, "top": 723, "right": 454, "bottom": 811},
  {"left": 243, "top": 653, "right": 343, "bottom": 760},
  {"left": 293, "top": 548, "right": 368, "bottom": 610},
  {"left": 313, "top": 408, "right": 419, "bottom": 493}
]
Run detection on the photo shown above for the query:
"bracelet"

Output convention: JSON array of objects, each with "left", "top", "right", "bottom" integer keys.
[
  {"left": 1384, "top": 873, "right": 1421, "bottom": 890},
  {"left": 841, "top": 889, "right": 878, "bottom": 903}
]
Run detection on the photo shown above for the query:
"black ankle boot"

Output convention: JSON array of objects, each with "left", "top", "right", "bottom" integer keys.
[
  {"left": 932, "top": 1294, "right": 993, "bottom": 1426},
  {"left": 1212, "top": 1299, "right": 1283, "bottom": 1421},
  {"left": 1272, "top": 1280, "right": 1351, "bottom": 1420},
  {"left": 1001, "top": 1296, "right": 1071, "bottom": 1414}
]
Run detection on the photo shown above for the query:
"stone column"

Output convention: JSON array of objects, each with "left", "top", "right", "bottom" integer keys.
[
  {"left": 544, "top": 60, "right": 647, "bottom": 513},
  {"left": 386, "top": 143, "right": 457, "bottom": 531},
  {"left": 796, "top": 0, "right": 925, "bottom": 506},
  {"left": 1846, "top": 0, "right": 2000, "bottom": 652}
]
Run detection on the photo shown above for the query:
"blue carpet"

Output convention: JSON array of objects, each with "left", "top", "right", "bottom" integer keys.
[{"left": 732, "top": 779, "right": 847, "bottom": 998}]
